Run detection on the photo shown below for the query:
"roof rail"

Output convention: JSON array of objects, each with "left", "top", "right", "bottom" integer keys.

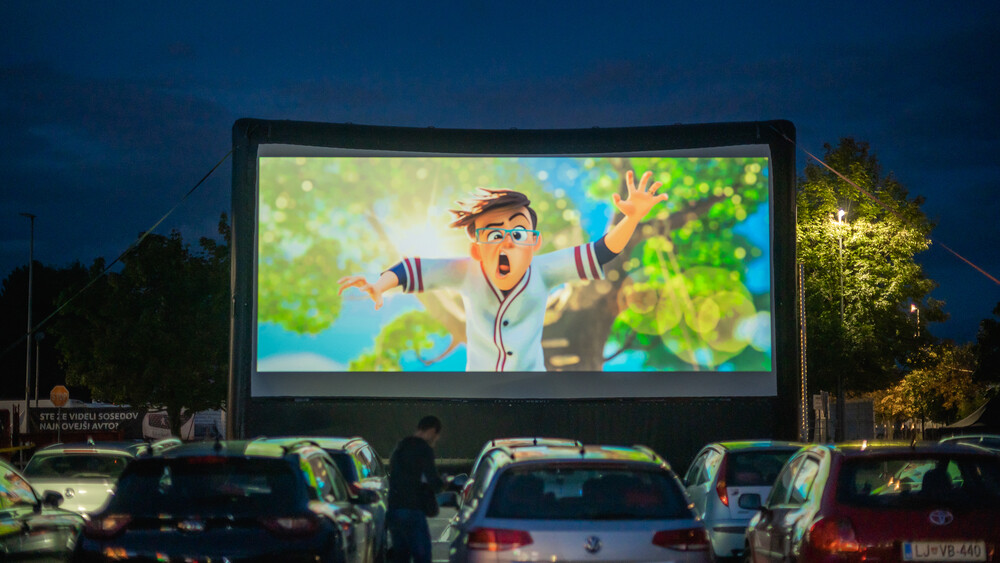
[
  {"left": 631, "top": 444, "right": 661, "bottom": 463},
  {"left": 281, "top": 439, "right": 322, "bottom": 454}
]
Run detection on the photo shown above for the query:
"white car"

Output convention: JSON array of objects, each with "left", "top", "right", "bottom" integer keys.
[
  {"left": 444, "top": 443, "right": 711, "bottom": 562},
  {"left": 22, "top": 441, "right": 138, "bottom": 515},
  {"left": 682, "top": 440, "right": 804, "bottom": 560}
]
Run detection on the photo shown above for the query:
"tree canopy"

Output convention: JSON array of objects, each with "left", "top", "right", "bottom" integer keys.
[
  {"left": 50, "top": 215, "right": 230, "bottom": 435},
  {"left": 797, "top": 138, "right": 941, "bottom": 395}
]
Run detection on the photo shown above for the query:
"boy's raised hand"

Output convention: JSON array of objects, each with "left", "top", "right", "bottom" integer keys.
[
  {"left": 613, "top": 170, "right": 668, "bottom": 220},
  {"left": 338, "top": 275, "right": 385, "bottom": 310}
]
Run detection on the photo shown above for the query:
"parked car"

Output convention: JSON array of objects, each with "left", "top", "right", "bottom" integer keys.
[
  {"left": 255, "top": 436, "right": 390, "bottom": 562},
  {"left": 75, "top": 439, "right": 377, "bottom": 563},
  {"left": 22, "top": 441, "right": 139, "bottom": 515},
  {"left": 460, "top": 437, "right": 580, "bottom": 506},
  {"left": 683, "top": 440, "right": 805, "bottom": 560},
  {"left": 444, "top": 443, "right": 711, "bottom": 562},
  {"left": 0, "top": 455, "right": 85, "bottom": 560},
  {"left": 745, "top": 441, "right": 1000, "bottom": 562},
  {"left": 939, "top": 433, "right": 1000, "bottom": 453}
]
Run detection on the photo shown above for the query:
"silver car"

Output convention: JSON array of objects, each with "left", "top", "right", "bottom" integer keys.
[
  {"left": 22, "top": 441, "right": 138, "bottom": 515},
  {"left": 445, "top": 444, "right": 711, "bottom": 562},
  {"left": 682, "top": 440, "right": 804, "bottom": 560}
]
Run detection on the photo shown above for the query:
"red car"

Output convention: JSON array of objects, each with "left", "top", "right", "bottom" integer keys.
[{"left": 745, "top": 442, "right": 1000, "bottom": 562}]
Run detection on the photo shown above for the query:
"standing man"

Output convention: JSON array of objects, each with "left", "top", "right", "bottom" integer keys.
[{"left": 387, "top": 415, "right": 444, "bottom": 563}]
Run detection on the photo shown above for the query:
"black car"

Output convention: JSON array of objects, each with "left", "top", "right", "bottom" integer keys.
[
  {"left": 75, "top": 439, "right": 377, "bottom": 563},
  {"left": 255, "top": 436, "right": 390, "bottom": 562},
  {"left": 0, "top": 456, "right": 84, "bottom": 561}
]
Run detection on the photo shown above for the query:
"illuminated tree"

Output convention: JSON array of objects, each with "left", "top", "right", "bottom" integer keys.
[{"left": 797, "top": 138, "right": 940, "bottom": 395}]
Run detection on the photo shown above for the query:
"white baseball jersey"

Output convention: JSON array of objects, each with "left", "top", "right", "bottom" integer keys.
[{"left": 397, "top": 242, "right": 605, "bottom": 371}]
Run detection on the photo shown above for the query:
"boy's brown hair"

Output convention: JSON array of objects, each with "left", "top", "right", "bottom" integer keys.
[{"left": 449, "top": 188, "right": 538, "bottom": 239}]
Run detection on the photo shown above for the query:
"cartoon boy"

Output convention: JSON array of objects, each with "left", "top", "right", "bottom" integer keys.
[{"left": 337, "top": 170, "right": 666, "bottom": 371}]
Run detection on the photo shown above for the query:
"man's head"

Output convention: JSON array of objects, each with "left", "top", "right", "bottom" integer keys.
[
  {"left": 450, "top": 189, "right": 542, "bottom": 291},
  {"left": 415, "top": 414, "right": 442, "bottom": 447}
]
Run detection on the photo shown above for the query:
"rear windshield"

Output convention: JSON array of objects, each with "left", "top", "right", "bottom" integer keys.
[
  {"left": 725, "top": 450, "right": 797, "bottom": 487},
  {"left": 25, "top": 454, "right": 131, "bottom": 479},
  {"left": 110, "top": 458, "right": 303, "bottom": 515},
  {"left": 486, "top": 465, "right": 690, "bottom": 520},
  {"left": 837, "top": 454, "right": 1000, "bottom": 508}
]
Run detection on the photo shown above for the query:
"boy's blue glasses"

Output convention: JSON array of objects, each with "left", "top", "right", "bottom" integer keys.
[{"left": 474, "top": 227, "right": 540, "bottom": 246}]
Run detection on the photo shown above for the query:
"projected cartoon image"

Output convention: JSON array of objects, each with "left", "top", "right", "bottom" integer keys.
[
  {"left": 338, "top": 170, "right": 666, "bottom": 371},
  {"left": 256, "top": 156, "right": 771, "bottom": 373}
]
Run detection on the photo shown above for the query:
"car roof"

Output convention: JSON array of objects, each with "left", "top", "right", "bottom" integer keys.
[
  {"left": 33, "top": 441, "right": 141, "bottom": 456},
  {"left": 480, "top": 437, "right": 581, "bottom": 449},
  {"left": 495, "top": 444, "right": 666, "bottom": 466},
  {"left": 712, "top": 440, "right": 808, "bottom": 452},
  {"left": 807, "top": 441, "right": 998, "bottom": 457},
  {"left": 155, "top": 439, "right": 314, "bottom": 459},
  {"left": 253, "top": 436, "right": 370, "bottom": 453}
]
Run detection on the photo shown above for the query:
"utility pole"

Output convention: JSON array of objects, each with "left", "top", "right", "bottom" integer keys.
[
  {"left": 20, "top": 213, "right": 36, "bottom": 434},
  {"left": 836, "top": 209, "right": 846, "bottom": 442}
]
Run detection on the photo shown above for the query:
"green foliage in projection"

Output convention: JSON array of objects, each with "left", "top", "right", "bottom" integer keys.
[
  {"left": 597, "top": 156, "right": 772, "bottom": 370},
  {"left": 347, "top": 310, "right": 449, "bottom": 371}
]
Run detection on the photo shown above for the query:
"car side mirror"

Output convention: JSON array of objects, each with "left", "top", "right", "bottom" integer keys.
[
  {"left": 738, "top": 493, "right": 762, "bottom": 510},
  {"left": 351, "top": 488, "right": 379, "bottom": 505},
  {"left": 437, "top": 491, "right": 460, "bottom": 508},
  {"left": 446, "top": 473, "right": 469, "bottom": 493},
  {"left": 41, "top": 490, "right": 64, "bottom": 508}
]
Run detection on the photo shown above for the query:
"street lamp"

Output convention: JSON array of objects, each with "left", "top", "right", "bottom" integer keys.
[
  {"left": 910, "top": 304, "right": 919, "bottom": 337},
  {"left": 19, "top": 212, "right": 35, "bottom": 433},
  {"left": 835, "top": 209, "right": 846, "bottom": 442},
  {"left": 34, "top": 332, "right": 44, "bottom": 407}
]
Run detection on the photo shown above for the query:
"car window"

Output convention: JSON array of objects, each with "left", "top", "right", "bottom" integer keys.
[
  {"left": 111, "top": 458, "right": 302, "bottom": 515},
  {"left": 307, "top": 454, "right": 337, "bottom": 501},
  {"left": 327, "top": 451, "right": 359, "bottom": 482},
  {"left": 726, "top": 450, "right": 797, "bottom": 487},
  {"left": 787, "top": 457, "right": 820, "bottom": 505},
  {"left": 25, "top": 454, "right": 131, "bottom": 479},
  {"left": 320, "top": 456, "right": 350, "bottom": 501},
  {"left": 359, "top": 446, "right": 385, "bottom": 478},
  {"left": 701, "top": 450, "right": 723, "bottom": 485},
  {"left": 767, "top": 454, "right": 805, "bottom": 507},
  {"left": 684, "top": 452, "right": 707, "bottom": 486},
  {"left": 486, "top": 465, "right": 690, "bottom": 520},
  {"left": 0, "top": 466, "right": 37, "bottom": 509},
  {"left": 836, "top": 454, "right": 1000, "bottom": 508},
  {"left": 470, "top": 455, "right": 499, "bottom": 502}
]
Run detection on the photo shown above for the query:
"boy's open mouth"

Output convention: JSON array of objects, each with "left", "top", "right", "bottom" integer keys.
[{"left": 498, "top": 252, "right": 511, "bottom": 276}]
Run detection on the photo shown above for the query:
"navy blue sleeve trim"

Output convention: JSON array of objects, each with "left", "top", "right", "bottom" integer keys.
[
  {"left": 387, "top": 262, "right": 408, "bottom": 291},
  {"left": 595, "top": 235, "right": 618, "bottom": 265}
]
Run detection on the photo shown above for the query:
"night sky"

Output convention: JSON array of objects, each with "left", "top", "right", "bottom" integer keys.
[{"left": 2, "top": 2, "right": 998, "bottom": 343}]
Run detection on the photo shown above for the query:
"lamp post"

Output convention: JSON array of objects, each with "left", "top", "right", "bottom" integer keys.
[
  {"left": 19, "top": 212, "right": 36, "bottom": 434},
  {"left": 34, "top": 332, "right": 44, "bottom": 407},
  {"left": 910, "top": 304, "right": 919, "bottom": 337},
  {"left": 835, "top": 209, "right": 846, "bottom": 442}
]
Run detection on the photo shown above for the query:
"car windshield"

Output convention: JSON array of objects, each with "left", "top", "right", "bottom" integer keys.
[
  {"left": 110, "top": 458, "right": 303, "bottom": 516},
  {"left": 837, "top": 454, "right": 1000, "bottom": 508},
  {"left": 486, "top": 465, "right": 690, "bottom": 520},
  {"left": 726, "top": 450, "right": 797, "bottom": 487},
  {"left": 0, "top": 466, "right": 37, "bottom": 509},
  {"left": 25, "top": 454, "right": 131, "bottom": 479}
]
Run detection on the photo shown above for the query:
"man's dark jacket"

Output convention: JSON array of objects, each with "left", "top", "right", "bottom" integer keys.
[{"left": 387, "top": 435, "right": 444, "bottom": 511}]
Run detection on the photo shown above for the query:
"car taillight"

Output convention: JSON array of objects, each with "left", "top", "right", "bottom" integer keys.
[
  {"left": 808, "top": 517, "right": 860, "bottom": 553},
  {"left": 259, "top": 515, "right": 320, "bottom": 538},
  {"left": 716, "top": 454, "right": 729, "bottom": 506},
  {"left": 652, "top": 528, "right": 710, "bottom": 551},
  {"left": 83, "top": 514, "right": 132, "bottom": 538},
  {"left": 467, "top": 528, "right": 533, "bottom": 551}
]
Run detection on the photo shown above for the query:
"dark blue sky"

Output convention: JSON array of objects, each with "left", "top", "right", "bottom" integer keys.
[{"left": 2, "top": 2, "right": 998, "bottom": 343}]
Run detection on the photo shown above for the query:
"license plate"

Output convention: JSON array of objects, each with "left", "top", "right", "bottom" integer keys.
[{"left": 902, "top": 541, "right": 987, "bottom": 561}]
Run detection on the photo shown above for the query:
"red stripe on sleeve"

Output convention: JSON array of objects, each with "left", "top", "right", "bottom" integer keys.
[
  {"left": 574, "top": 246, "right": 586, "bottom": 279},
  {"left": 585, "top": 244, "right": 600, "bottom": 279},
  {"left": 414, "top": 257, "right": 424, "bottom": 292},
  {"left": 403, "top": 259, "right": 414, "bottom": 293}
]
